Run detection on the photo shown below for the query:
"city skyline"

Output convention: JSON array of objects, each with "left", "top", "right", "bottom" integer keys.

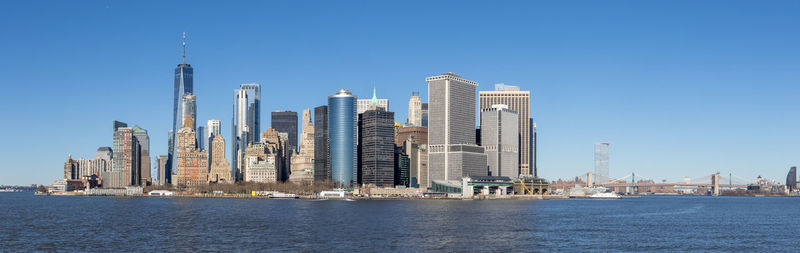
[{"left": 2, "top": 1, "right": 800, "bottom": 185}]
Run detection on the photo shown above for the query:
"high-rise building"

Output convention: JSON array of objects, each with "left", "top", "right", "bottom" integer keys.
[
  {"left": 328, "top": 89, "right": 357, "bottom": 187},
  {"left": 358, "top": 107, "right": 395, "bottom": 187},
  {"left": 131, "top": 125, "right": 151, "bottom": 185},
  {"left": 290, "top": 109, "right": 315, "bottom": 182},
  {"left": 407, "top": 91, "right": 422, "bottom": 126},
  {"left": 594, "top": 142, "right": 610, "bottom": 183},
  {"left": 169, "top": 33, "right": 193, "bottom": 183},
  {"left": 421, "top": 103, "right": 428, "bottom": 127},
  {"left": 480, "top": 104, "right": 519, "bottom": 178},
  {"left": 208, "top": 135, "right": 232, "bottom": 183},
  {"left": 530, "top": 120, "right": 537, "bottom": 178},
  {"left": 175, "top": 115, "right": 208, "bottom": 186},
  {"left": 404, "top": 140, "right": 428, "bottom": 189},
  {"left": 232, "top": 83, "right": 261, "bottom": 182},
  {"left": 313, "top": 105, "right": 330, "bottom": 182},
  {"left": 157, "top": 155, "right": 168, "bottom": 186},
  {"left": 272, "top": 111, "right": 298, "bottom": 152},
  {"left": 111, "top": 127, "right": 141, "bottom": 187},
  {"left": 197, "top": 126, "right": 206, "bottom": 150},
  {"left": 207, "top": 119, "right": 221, "bottom": 138},
  {"left": 63, "top": 155, "right": 78, "bottom": 180},
  {"left": 479, "top": 83, "right": 532, "bottom": 176},
  {"left": 92, "top": 147, "right": 112, "bottom": 177},
  {"left": 394, "top": 146, "right": 410, "bottom": 187},
  {"left": 181, "top": 93, "right": 197, "bottom": 131},
  {"left": 357, "top": 88, "right": 389, "bottom": 114},
  {"left": 787, "top": 166, "right": 797, "bottom": 191},
  {"left": 427, "top": 73, "right": 488, "bottom": 182}
]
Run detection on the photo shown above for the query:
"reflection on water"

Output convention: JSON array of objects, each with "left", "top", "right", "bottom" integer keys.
[{"left": 1, "top": 193, "right": 799, "bottom": 251}]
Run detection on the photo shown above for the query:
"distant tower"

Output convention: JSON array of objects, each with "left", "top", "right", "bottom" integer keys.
[
  {"left": 131, "top": 126, "right": 151, "bottom": 185},
  {"left": 328, "top": 89, "right": 357, "bottom": 187},
  {"left": 169, "top": 32, "right": 193, "bottom": 183},
  {"left": 787, "top": 166, "right": 797, "bottom": 191},
  {"left": 407, "top": 91, "right": 422, "bottom": 126},
  {"left": 289, "top": 109, "right": 315, "bottom": 182},
  {"left": 594, "top": 142, "right": 610, "bottom": 183},
  {"left": 232, "top": 83, "right": 261, "bottom": 181},
  {"left": 357, "top": 88, "right": 388, "bottom": 114}
]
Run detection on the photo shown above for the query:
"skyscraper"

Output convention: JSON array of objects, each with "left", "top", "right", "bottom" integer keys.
[
  {"left": 358, "top": 107, "right": 395, "bottom": 187},
  {"left": 111, "top": 126, "right": 140, "bottom": 187},
  {"left": 169, "top": 33, "right": 193, "bottom": 184},
  {"left": 271, "top": 111, "right": 298, "bottom": 152},
  {"left": 427, "top": 73, "right": 488, "bottom": 182},
  {"left": 175, "top": 115, "right": 208, "bottom": 186},
  {"left": 530, "top": 120, "right": 537, "bottom": 178},
  {"left": 313, "top": 105, "right": 330, "bottom": 182},
  {"left": 132, "top": 125, "right": 151, "bottom": 186},
  {"left": 207, "top": 119, "right": 221, "bottom": 138},
  {"left": 157, "top": 155, "right": 168, "bottom": 186},
  {"left": 232, "top": 83, "right": 261, "bottom": 181},
  {"left": 328, "top": 89, "right": 357, "bottom": 187},
  {"left": 480, "top": 104, "right": 519, "bottom": 178},
  {"left": 197, "top": 126, "right": 206, "bottom": 150},
  {"left": 208, "top": 135, "right": 231, "bottom": 183},
  {"left": 787, "top": 166, "right": 797, "bottom": 191},
  {"left": 181, "top": 93, "right": 197, "bottom": 131},
  {"left": 407, "top": 91, "right": 422, "bottom": 126},
  {"left": 92, "top": 147, "right": 112, "bottom": 177},
  {"left": 290, "top": 109, "right": 315, "bottom": 182},
  {"left": 479, "top": 83, "right": 532, "bottom": 176},
  {"left": 594, "top": 142, "right": 610, "bottom": 183}
]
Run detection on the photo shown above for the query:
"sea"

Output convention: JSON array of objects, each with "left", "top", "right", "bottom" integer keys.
[{"left": 1, "top": 193, "right": 799, "bottom": 252}]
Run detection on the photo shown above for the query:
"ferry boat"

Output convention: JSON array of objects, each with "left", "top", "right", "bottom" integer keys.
[{"left": 589, "top": 192, "right": 621, "bottom": 199}]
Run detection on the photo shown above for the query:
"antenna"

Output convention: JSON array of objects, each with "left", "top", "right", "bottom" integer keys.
[{"left": 182, "top": 32, "right": 187, "bottom": 64}]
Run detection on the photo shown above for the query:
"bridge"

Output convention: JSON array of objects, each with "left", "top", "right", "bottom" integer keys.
[{"left": 578, "top": 172, "right": 750, "bottom": 196}]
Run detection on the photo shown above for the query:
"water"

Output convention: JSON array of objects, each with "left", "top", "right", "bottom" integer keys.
[{"left": 2, "top": 193, "right": 799, "bottom": 252}]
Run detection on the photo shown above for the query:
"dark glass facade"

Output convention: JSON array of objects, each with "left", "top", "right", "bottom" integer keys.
[
  {"left": 314, "top": 106, "right": 330, "bottom": 182},
  {"left": 169, "top": 63, "right": 193, "bottom": 178},
  {"left": 358, "top": 108, "right": 395, "bottom": 187},
  {"left": 271, "top": 111, "right": 298, "bottom": 152}
]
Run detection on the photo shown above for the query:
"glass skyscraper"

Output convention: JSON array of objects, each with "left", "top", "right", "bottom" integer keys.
[
  {"left": 594, "top": 142, "right": 610, "bottom": 183},
  {"left": 328, "top": 89, "right": 357, "bottom": 187},
  {"left": 314, "top": 105, "right": 330, "bottom": 182},
  {"left": 169, "top": 34, "right": 193, "bottom": 180},
  {"left": 231, "top": 83, "right": 261, "bottom": 181},
  {"left": 271, "top": 111, "right": 298, "bottom": 152}
]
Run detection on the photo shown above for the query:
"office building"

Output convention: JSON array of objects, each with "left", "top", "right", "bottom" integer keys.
[
  {"left": 244, "top": 128, "right": 288, "bottom": 183},
  {"left": 421, "top": 103, "right": 428, "bottom": 127},
  {"left": 480, "top": 105, "right": 519, "bottom": 178},
  {"left": 272, "top": 111, "right": 298, "bottom": 152},
  {"left": 479, "top": 83, "right": 532, "bottom": 176},
  {"left": 594, "top": 142, "right": 610, "bottom": 183},
  {"left": 407, "top": 92, "right": 422, "bottom": 126},
  {"left": 175, "top": 115, "right": 208, "bottom": 186},
  {"left": 290, "top": 109, "right": 315, "bottom": 182},
  {"left": 63, "top": 155, "right": 79, "bottom": 180},
  {"left": 111, "top": 126, "right": 141, "bottom": 187},
  {"left": 157, "top": 155, "right": 168, "bottom": 186},
  {"left": 232, "top": 83, "right": 261, "bottom": 181},
  {"left": 394, "top": 126, "right": 427, "bottom": 147},
  {"left": 92, "top": 147, "right": 112, "bottom": 177},
  {"left": 328, "top": 89, "right": 357, "bottom": 187},
  {"left": 404, "top": 139, "right": 428, "bottom": 189},
  {"left": 208, "top": 135, "right": 232, "bottom": 183},
  {"left": 132, "top": 125, "right": 151, "bottom": 185},
  {"left": 313, "top": 105, "right": 330, "bottom": 182},
  {"left": 358, "top": 107, "right": 395, "bottom": 187},
  {"left": 394, "top": 147, "right": 410, "bottom": 187},
  {"left": 197, "top": 126, "right": 206, "bottom": 150},
  {"left": 207, "top": 119, "right": 221, "bottom": 138},
  {"left": 427, "top": 72, "right": 488, "bottom": 182},
  {"left": 169, "top": 35, "right": 193, "bottom": 181},
  {"left": 357, "top": 88, "right": 388, "bottom": 114}
]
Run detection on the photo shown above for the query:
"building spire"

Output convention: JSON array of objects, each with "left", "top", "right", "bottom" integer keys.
[
  {"left": 370, "top": 86, "right": 378, "bottom": 105},
  {"left": 182, "top": 32, "right": 187, "bottom": 64}
]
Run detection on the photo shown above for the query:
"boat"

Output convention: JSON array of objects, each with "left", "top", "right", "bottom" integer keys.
[
  {"left": 343, "top": 198, "right": 357, "bottom": 201},
  {"left": 589, "top": 192, "right": 621, "bottom": 199}
]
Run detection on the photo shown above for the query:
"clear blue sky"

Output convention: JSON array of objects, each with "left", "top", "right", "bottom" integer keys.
[{"left": 1, "top": 0, "right": 799, "bottom": 185}]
